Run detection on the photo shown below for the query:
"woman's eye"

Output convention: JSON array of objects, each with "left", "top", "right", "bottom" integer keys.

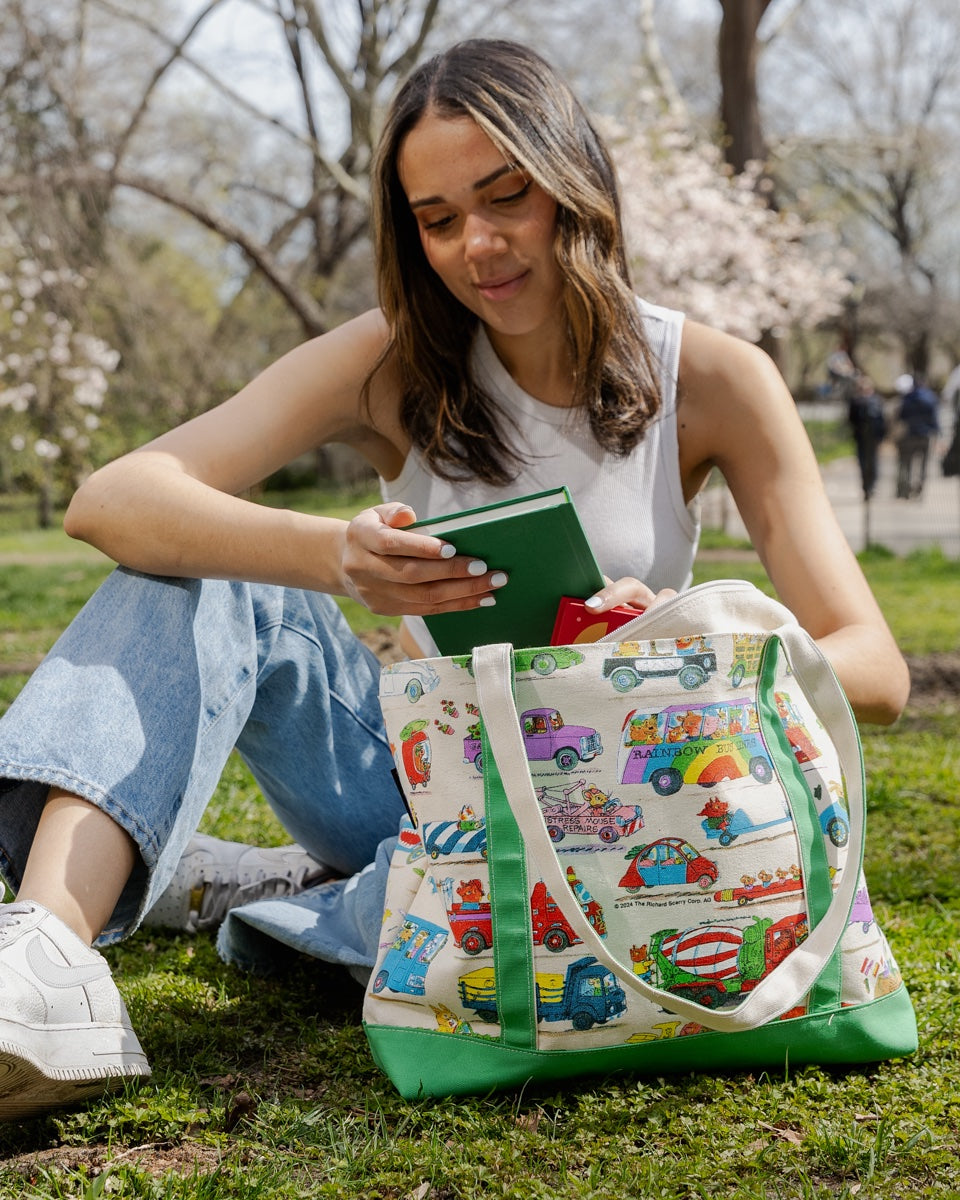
[
  {"left": 422, "top": 214, "right": 455, "bottom": 232},
  {"left": 494, "top": 180, "right": 532, "bottom": 205}
]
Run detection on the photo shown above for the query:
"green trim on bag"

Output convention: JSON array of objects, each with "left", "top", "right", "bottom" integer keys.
[
  {"left": 364, "top": 983, "right": 918, "bottom": 1100},
  {"left": 481, "top": 669, "right": 536, "bottom": 1050},
  {"left": 756, "top": 637, "right": 844, "bottom": 1013},
  {"left": 757, "top": 637, "right": 832, "bottom": 930}
]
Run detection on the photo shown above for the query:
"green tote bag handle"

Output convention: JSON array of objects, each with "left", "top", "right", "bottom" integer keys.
[{"left": 473, "top": 580, "right": 866, "bottom": 1034}]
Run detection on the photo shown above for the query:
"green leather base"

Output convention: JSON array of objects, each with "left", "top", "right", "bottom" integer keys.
[{"left": 364, "top": 985, "right": 918, "bottom": 1100}]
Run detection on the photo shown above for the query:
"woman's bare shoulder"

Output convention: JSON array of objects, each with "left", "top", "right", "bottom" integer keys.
[{"left": 678, "top": 320, "right": 782, "bottom": 402}]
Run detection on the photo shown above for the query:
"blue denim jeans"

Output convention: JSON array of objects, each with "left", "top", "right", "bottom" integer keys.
[{"left": 0, "top": 568, "right": 402, "bottom": 969}]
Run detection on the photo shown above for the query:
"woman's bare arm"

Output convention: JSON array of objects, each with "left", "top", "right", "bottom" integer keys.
[
  {"left": 677, "top": 320, "right": 909, "bottom": 725},
  {"left": 64, "top": 310, "right": 499, "bottom": 613}
]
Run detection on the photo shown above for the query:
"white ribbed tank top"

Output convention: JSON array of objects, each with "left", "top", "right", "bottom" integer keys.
[{"left": 380, "top": 297, "right": 700, "bottom": 655}]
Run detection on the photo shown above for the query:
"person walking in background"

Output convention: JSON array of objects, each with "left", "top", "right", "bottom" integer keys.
[
  {"left": 942, "top": 363, "right": 960, "bottom": 478},
  {"left": 894, "top": 373, "right": 941, "bottom": 499},
  {"left": 847, "top": 373, "right": 887, "bottom": 500}
]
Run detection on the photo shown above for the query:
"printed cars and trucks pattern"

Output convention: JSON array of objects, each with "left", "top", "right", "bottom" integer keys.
[
  {"left": 368, "top": 626, "right": 903, "bottom": 1050},
  {"left": 602, "top": 639, "right": 717, "bottom": 693},
  {"left": 380, "top": 660, "right": 441, "bottom": 704},
  {"left": 371, "top": 916, "right": 449, "bottom": 996},
  {"left": 458, "top": 957, "right": 627, "bottom": 1029},
  {"left": 421, "top": 818, "right": 488, "bottom": 860},
  {"left": 452, "top": 647, "right": 585, "bottom": 677},
  {"left": 446, "top": 879, "right": 603, "bottom": 955},
  {"left": 618, "top": 698, "right": 775, "bottom": 794},
  {"left": 618, "top": 837, "right": 719, "bottom": 892},
  {"left": 534, "top": 778, "right": 644, "bottom": 843},
  {"left": 638, "top": 913, "right": 809, "bottom": 1008},
  {"left": 463, "top": 706, "right": 602, "bottom": 774}
]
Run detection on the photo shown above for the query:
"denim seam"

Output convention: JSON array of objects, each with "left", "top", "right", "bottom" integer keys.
[{"left": 260, "top": 615, "right": 392, "bottom": 751}]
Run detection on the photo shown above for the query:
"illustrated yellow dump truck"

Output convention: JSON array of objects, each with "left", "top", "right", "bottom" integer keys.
[{"left": 457, "top": 956, "right": 626, "bottom": 1030}]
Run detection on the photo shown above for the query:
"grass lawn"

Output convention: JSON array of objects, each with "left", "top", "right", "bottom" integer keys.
[{"left": 0, "top": 503, "right": 957, "bottom": 1198}]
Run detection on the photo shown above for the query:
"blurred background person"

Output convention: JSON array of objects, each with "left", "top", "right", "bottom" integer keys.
[
  {"left": 894, "top": 373, "right": 941, "bottom": 499},
  {"left": 847, "top": 373, "right": 887, "bottom": 500}
]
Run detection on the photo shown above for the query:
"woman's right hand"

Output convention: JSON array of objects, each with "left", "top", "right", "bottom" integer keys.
[{"left": 341, "top": 502, "right": 508, "bottom": 616}]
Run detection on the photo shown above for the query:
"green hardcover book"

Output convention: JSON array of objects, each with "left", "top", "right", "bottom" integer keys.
[{"left": 410, "top": 486, "right": 605, "bottom": 656}]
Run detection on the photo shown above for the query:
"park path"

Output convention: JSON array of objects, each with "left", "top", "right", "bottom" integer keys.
[{"left": 702, "top": 444, "right": 960, "bottom": 559}]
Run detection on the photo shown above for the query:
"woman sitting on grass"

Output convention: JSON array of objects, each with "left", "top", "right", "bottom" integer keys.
[{"left": 0, "top": 38, "right": 908, "bottom": 1122}]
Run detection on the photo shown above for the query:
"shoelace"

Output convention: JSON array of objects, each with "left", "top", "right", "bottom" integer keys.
[
  {"left": 192, "top": 867, "right": 330, "bottom": 927},
  {"left": 0, "top": 901, "right": 36, "bottom": 933}
]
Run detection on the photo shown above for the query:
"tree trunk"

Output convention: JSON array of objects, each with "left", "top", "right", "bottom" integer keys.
[{"left": 717, "top": 0, "right": 772, "bottom": 172}]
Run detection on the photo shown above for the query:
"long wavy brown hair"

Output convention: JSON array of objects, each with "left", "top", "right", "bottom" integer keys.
[{"left": 369, "top": 38, "right": 662, "bottom": 483}]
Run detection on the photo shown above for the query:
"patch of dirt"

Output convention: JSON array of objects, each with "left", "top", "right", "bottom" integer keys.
[
  {"left": 904, "top": 651, "right": 960, "bottom": 709},
  {"left": 5, "top": 1141, "right": 223, "bottom": 1181},
  {"left": 358, "top": 625, "right": 408, "bottom": 665}
]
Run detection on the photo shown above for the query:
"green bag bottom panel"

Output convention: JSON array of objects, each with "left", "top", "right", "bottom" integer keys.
[{"left": 364, "top": 985, "right": 917, "bottom": 1100}]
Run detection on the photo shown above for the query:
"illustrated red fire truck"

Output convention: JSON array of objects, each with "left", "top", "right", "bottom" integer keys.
[{"left": 445, "top": 878, "right": 605, "bottom": 955}]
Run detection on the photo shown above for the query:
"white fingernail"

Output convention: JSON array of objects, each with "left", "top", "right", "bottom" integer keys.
[
  {"left": 585, "top": 595, "right": 603, "bottom": 608},
  {"left": 439, "top": 543, "right": 456, "bottom": 559},
  {"left": 479, "top": 596, "right": 496, "bottom": 607},
  {"left": 467, "top": 559, "right": 488, "bottom": 576},
  {"left": 490, "top": 572, "right": 508, "bottom": 588}
]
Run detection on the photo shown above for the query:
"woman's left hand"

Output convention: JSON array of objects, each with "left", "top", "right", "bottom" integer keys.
[{"left": 584, "top": 577, "right": 678, "bottom": 614}]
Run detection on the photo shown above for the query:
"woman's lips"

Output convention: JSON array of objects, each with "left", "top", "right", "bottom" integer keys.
[{"left": 475, "top": 270, "right": 528, "bottom": 302}]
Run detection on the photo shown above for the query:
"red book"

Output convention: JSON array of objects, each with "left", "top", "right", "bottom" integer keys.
[{"left": 550, "top": 596, "right": 644, "bottom": 646}]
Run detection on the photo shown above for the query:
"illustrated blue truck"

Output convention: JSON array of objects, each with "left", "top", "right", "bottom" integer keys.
[
  {"left": 371, "top": 916, "right": 449, "bottom": 996},
  {"left": 458, "top": 956, "right": 627, "bottom": 1030}
]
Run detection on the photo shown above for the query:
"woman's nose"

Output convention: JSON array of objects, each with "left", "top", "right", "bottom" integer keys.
[{"left": 463, "top": 213, "right": 507, "bottom": 260}]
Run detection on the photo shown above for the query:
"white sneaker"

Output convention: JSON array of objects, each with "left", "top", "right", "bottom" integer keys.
[
  {"left": 143, "top": 834, "right": 334, "bottom": 934},
  {"left": 0, "top": 902, "right": 150, "bottom": 1122}
]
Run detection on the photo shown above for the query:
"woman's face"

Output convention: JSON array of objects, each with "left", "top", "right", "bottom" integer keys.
[{"left": 398, "top": 112, "right": 565, "bottom": 347}]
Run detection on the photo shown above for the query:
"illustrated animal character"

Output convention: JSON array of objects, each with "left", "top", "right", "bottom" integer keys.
[
  {"left": 628, "top": 714, "right": 660, "bottom": 745},
  {"left": 698, "top": 796, "right": 730, "bottom": 832},
  {"left": 583, "top": 785, "right": 611, "bottom": 810},
  {"left": 630, "top": 943, "right": 654, "bottom": 981},
  {"left": 456, "top": 878, "right": 485, "bottom": 908},
  {"left": 458, "top": 804, "right": 482, "bottom": 832},
  {"left": 667, "top": 711, "right": 701, "bottom": 742},
  {"left": 431, "top": 1003, "right": 472, "bottom": 1035}
]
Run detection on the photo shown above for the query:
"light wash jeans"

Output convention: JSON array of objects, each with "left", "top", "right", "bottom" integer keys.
[{"left": 0, "top": 568, "right": 402, "bottom": 975}]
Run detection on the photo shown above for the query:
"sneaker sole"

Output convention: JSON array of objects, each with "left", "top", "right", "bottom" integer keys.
[{"left": 0, "top": 1030, "right": 151, "bottom": 1122}]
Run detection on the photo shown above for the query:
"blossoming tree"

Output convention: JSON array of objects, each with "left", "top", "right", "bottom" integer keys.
[
  {"left": 0, "top": 230, "right": 119, "bottom": 526},
  {"left": 609, "top": 107, "right": 852, "bottom": 344}
]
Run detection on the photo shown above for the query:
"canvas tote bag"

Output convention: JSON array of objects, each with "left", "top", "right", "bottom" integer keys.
[{"left": 364, "top": 580, "right": 917, "bottom": 1098}]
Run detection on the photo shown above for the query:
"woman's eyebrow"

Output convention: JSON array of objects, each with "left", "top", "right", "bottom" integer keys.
[{"left": 408, "top": 163, "right": 522, "bottom": 210}]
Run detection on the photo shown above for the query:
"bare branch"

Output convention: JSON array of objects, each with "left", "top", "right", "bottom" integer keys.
[
  {"left": 382, "top": 0, "right": 442, "bottom": 78},
  {"left": 638, "top": 0, "right": 689, "bottom": 121},
  {"left": 90, "top": 0, "right": 368, "bottom": 202},
  {"left": 758, "top": 0, "right": 809, "bottom": 49},
  {"left": 0, "top": 162, "right": 329, "bottom": 335},
  {"left": 93, "top": 0, "right": 229, "bottom": 172}
]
